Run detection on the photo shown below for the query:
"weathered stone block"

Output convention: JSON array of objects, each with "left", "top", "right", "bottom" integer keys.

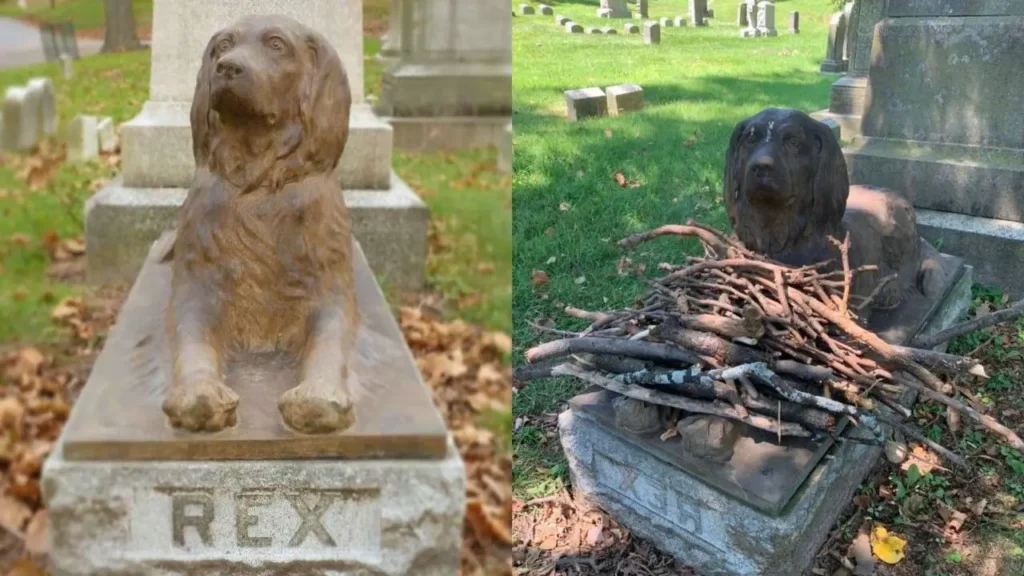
[
  {"left": 96, "top": 117, "right": 116, "bottom": 154},
  {"left": 565, "top": 21, "right": 584, "bottom": 33},
  {"left": 564, "top": 87, "right": 607, "bottom": 121},
  {"left": 605, "top": 84, "right": 644, "bottom": 116},
  {"left": 841, "top": 2, "right": 855, "bottom": 68},
  {"left": 2, "top": 86, "right": 38, "bottom": 151},
  {"left": 519, "top": 4, "right": 534, "bottom": 15},
  {"left": 66, "top": 115, "right": 98, "bottom": 162},
  {"left": 28, "top": 77, "right": 56, "bottom": 136},
  {"left": 644, "top": 21, "right": 661, "bottom": 44},
  {"left": 539, "top": 4, "right": 554, "bottom": 15},
  {"left": 819, "top": 11, "right": 847, "bottom": 72},
  {"left": 624, "top": 22, "right": 640, "bottom": 33},
  {"left": 916, "top": 209, "right": 1024, "bottom": 298}
]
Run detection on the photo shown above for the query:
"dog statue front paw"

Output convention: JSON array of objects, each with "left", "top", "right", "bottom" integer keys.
[
  {"left": 163, "top": 374, "right": 240, "bottom": 432},
  {"left": 278, "top": 376, "right": 354, "bottom": 434}
]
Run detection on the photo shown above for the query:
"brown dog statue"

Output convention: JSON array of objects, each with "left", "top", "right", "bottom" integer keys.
[
  {"left": 161, "top": 15, "right": 358, "bottom": 434},
  {"left": 723, "top": 108, "right": 944, "bottom": 312}
]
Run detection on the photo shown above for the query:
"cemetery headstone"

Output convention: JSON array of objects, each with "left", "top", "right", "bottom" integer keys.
[
  {"left": 740, "top": 0, "right": 760, "bottom": 36},
  {"left": 60, "top": 53, "right": 73, "bottom": 80},
  {"left": 66, "top": 115, "right": 98, "bottom": 162},
  {"left": 520, "top": 4, "right": 535, "bottom": 15},
  {"left": 556, "top": 15, "right": 571, "bottom": 25},
  {"left": 756, "top": 2, "right": 778, "bottom": 36},
  {"left": 624, "top": 22, "right": 640, "bottom": 33},
  {"left": 841, "top": 2, "right": 855, "bottom": 70},
  {"left": 844, "top": 2, "right": 1024, "bottom": 294},
  {"left": 644, "top": 21, "right": 661, "bottom": 44},
  {"left": 605, "top": 84, "right": 644, "bottom": 115},
  {"left": 587, "top": 26, "right": 603, "bottom": 34},
  {"left": 377, "top": 0, "right": 402, "bottom": 63},
  {"left": 598, "top": 0, "right": 631, "bottom": 18},
  {"left": 601, "top": 26, "right": 618, "bottom": 34},
  {"left": 689, "top": 0, "right": 708, "bottom": 26},
  {"left": 85, "top": 0, "right": 431, "bottom": 291},
  {"left": 737, "top": 2, "right": 748, "bottom": 26},
  {"left": 789, "top": 11, "right": 799, "bottom": 33},
  {"left": 539, "top": 4, "right": 554, "bottom": 15},
  {"left": 564, "top": 88, "right": 608, "bottom": 121},
  {"left": 674, "top": 16, "right": 687, "bottom": 27},
  {"left": 660, "top": 16, "right": 673, "bottom": 27},
  {"left": 27, "top": 78, "right": 55, "bottom": 137},
  {"left": 638, "top": 0, "right": 648, "bottom": 18},
  {"left": 819, "top": 11, "right": 847, "bottom": 72},
  {"left": 566, "top": 21, "right": 584, "bottom": 32},
  {"left": 97, "top": 117, "right": 116, "bottom": 153},
  {"left": 1, "top": 87, "right": 38, "bottom": 152}
]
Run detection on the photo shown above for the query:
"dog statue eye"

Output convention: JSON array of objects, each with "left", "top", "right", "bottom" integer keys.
[
  {"left": 216, "top": 38, "right": 233, "bottom": 54},
  {"left": 267, "top": 37, "right": 286, "bottom": 51},
  {"left": 785, "top": 136, "right": 800, "bottom": 150},
  {"left": 744, "top": 128, "right": 758, "bottom": 144}
]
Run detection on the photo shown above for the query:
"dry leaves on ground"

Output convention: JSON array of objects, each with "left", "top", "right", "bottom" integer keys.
[{"left": 400, "top": 306, "right": 513, "bottom": 576}]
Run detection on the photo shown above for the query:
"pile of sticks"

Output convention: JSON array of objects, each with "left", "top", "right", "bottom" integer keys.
[{"left": 518, "top": 221, "right": 1024, "bottom": 467}]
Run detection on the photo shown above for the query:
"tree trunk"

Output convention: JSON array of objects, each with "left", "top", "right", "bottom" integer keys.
[{"left": 102, "top": 0, "right": 142, "bottom": 53}]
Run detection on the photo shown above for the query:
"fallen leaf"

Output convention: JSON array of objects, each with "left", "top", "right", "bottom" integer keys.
[
  {"left": 870, "top": 525, "right": 906, "bottom": 564},
  {"left": 849, "top": 531, "right": 876, "bottom": 575},
  {"left": 0, "top": 495, "right": 32, "bottom": 534},
  {"left": 545, "top": 256, "right": 556, "bottom": 265},
  {"left": 574, "top": 276, "right": 586, "bottom": 285},
  {"left": 604, "top": 129, "right": 613, "bottom": 138},
  {"left": 970, "top": 498, "right": 988, "bottom": 517},
  {"left": 476, "top": 263, "right": 494, "bottom": 274},
  {"left": 614, "top": 171, "right": 627, "bottom": 187},
  {"left": 558, "top": 201, "right": 570, "bottom": 212},
  {"left": 530, "top": 270, "right": 549, "bottom": 287},
  {"left": 900, "top": 445, "right": 939, "bottom": 475}
]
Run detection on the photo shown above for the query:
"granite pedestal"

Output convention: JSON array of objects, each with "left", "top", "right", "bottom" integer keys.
[
  {"left": 560, "top": 252, "right": 972, "bottom": 575},
  {"left": 43, "top": 235, "right": 463, "bottom": 575},
  {"left": 85, "top": 0, "right": 429, "bottom": 292}
]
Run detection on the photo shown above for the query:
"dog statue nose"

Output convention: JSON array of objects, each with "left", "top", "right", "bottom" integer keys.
[
  {"left": 215, "top": 59, "right": 244, "bottom": 79},
  {"left": 751, "top": 154, "right": 774, "bottom": 178}
]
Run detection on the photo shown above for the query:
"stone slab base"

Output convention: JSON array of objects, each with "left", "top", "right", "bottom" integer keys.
[
  {"left": 811, "top": 109, "right": 861, "bottom": 140},
  {"left": 378, "top": 62, "right": 512, "bottom": 118},
  {"left": 828, "top": 75, "right": 867, "bottom": 116},
  {"left": 387, "top": 115, "right": 511, "bottom": 152},
  {"left": 85, "top": 173, "right": 428, "bottom": 291},
  {"left": 42, "top": 439, "right": 464, "bottom": 576},
  {"left": 917, "top": 209, "right": 1024, "bottom": 298},
  {"left": 845, "top": 137, "right": 1024, "bottom": 222},
  {"left": 121, "top": 102, "right": 393, "bottom": 190}
]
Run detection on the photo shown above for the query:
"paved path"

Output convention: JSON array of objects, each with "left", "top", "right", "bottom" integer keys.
[{"left": 0, "top": 16, "right": 102, "bottom": 70}]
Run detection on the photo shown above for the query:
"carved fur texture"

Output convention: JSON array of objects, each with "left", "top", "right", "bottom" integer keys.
[{"left": 163, "top": 15, "right": 358, "bottom": 434}]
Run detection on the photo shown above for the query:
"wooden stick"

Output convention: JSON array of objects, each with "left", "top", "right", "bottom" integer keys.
[
  {"left": 617, "top": 224, "right": 731, "bottom": 254},
  {"left": 525, "top": 337, "right": 702, "bottom": 366},
  {"left": 910, "top": 299, "right": 1024, "bottom": 350},
  {"left": 828, "top": 233, "right": 851, "bottom": 315}
]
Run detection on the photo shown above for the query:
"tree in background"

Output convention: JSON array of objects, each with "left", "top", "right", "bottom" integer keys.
[{"left": 101, "top": 0, "right": 142, "bottom": 53}]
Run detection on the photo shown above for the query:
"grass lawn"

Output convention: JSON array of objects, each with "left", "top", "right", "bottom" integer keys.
[
  {"left": 0, "top": 0, "right": 154, "bottom": 31},
  {"left": 512, "top": 0, "right": 1024, "bottom": 573}
]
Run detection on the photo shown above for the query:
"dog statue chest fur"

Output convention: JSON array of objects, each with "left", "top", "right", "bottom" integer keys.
[
  {"left": 724, "top": 108, "right": 944, "bottom": 313},
  {"left": 161, "top": 15, "right": 358, "bottom": 434}
]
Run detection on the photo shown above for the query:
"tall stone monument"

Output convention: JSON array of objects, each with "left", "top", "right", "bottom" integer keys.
[
  {"left": 376, "top": 0, "right": 512, "bottom": 151},
  {"left": 844, "top": 0, "right": 1024, "bottom": 295},
  {"left": 85, "top": 0, "right": 428, "bottom": 292}
]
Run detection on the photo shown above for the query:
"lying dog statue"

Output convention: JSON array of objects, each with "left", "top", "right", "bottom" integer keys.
[
  {"left": 723, "top": 108, "right": 944, "bottom": 311},
  {"left": 161, "top": 15, "right": 358, "bottom": 434}
]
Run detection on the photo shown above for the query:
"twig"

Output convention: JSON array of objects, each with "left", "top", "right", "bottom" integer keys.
[
  {"left": 910, "top": 299, "right": 1024, "bottom": 350},
  {"left": 525, "top": 337, "right": 702, "bottom": 366},
  {"left": 617, "top": 224, "right": 731, "bottom": 254},
  {"left": 828, "top": 233, "right": 852, "bottom": 315}
]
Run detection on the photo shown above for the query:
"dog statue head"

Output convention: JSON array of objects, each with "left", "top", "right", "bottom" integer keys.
[
  {"left": 724, "top": 108, "right": 848, "bottom": 262},
  {"left": 190, "top": 15, "right": 351, "bottom": 191}
]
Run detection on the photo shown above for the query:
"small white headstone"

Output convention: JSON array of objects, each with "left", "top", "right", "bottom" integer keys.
[
  {"left": 60, "top": 53, "right": 74, "bottom": 80},
  {"left": 67, "top": 115, "right": 99, "bottom": 162},
  {"left": 660, "top": 16, "right": 673, "bottom": 27},
  {"left": 2, "top": 86, "right": 40, "bottom": 152},
  {"left": 624, "top": 22, "right": 640, "bottom": 34},
  {"left": 757, "top": 2, "right": 778, "bottom": 37},
  {"left": 674, "top": 16, "right": 687, "bottom": 27},
  {"left": 97, "top": 117, "right": 117, "bottom": 153},
  {"left": 564, "top": 87, "right": 608, "bottom": 121},
  {"left": 644, "top": 21, "right": 661, "bottom": 44},
  {"left": 28, "top": 78, "right": 56, "bottom": 136},
  {"left": 605, "top": 84, "right": 644, "bottom": 116},
  {"left": 539, "top": 4, "right": 554, "bottom": 15}
]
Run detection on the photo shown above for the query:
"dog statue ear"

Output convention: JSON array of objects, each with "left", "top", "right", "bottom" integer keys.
[
  {"left": 722, "top": 120, "right": 746, "bottom": 228},
  {"left": 190, "top": 36, "right": 219, "bottom": 167},
  {"left": 807, "top": 116, "right": 849, "bottom": 234},
  {"left": 299, "top": 32, "right": 352, "bottom": 172}
]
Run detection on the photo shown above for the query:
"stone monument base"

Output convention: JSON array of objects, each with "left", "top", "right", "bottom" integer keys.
[
  {"left": 387, "top": 115, "right": 511, "bottom": 152},
  {"left": 812, "top": 76, "right": 868, "bottom": 139},
  {"left": 44, "top": 235, "right": 463, "bottom": 575},
  {"left": 85, "top": 173, "right": 428, "bottom": 291},
  {"left": 559, "top": 254, "right": 972, "bottom": 575}
]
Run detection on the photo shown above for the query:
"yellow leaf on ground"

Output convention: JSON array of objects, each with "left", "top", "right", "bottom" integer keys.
[{"left": 871, "top": 525, "right": 907, "bottom": 564}]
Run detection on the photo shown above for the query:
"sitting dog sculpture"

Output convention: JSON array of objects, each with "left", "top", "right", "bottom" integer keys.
[
  {"left": 724, "top": 108, "right": 943, "bottom": 311},
  {"left": 162, "top": 15, "right": 358, "bottom": 434}
]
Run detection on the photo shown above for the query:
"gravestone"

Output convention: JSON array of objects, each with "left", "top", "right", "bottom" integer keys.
[
  {"left": 66, "top": 115, "right": 98, "bottom": 162},
  {"left": 520, "top": 4, "right": 535, "bottom": 15},
  {"left": 587, "top": 26, "right": 603, "bottom": 34},
  {"left": 598, "top": 0, "right": 631, "bottom": 18},
  {"left": 498, "top": 123, "right": 511, "bottom": 173},
  {"left": 606, "top": 84, "right": 644, "bottom": 116},
  {"left": 843, "top": 1, "right": 1024, "bottom": 296},
  {"left": 819, "top": 10, "right": 847, "bottom": 72},
  {"left": 539, "top": 4, "right": 554, "bottom": 15},
  {"left": 560, "top": 248, "right": 974, "bottom": 574},
  {"left": 601, "top": 26, "right": 618, "bottom": 34},
  {"left": 660, "top": 16, "right": 673, "bottom": 27},
  {"left": 689, "top": 0, "right": 708, "bottom": 26},
  {"left": 789, "top": 11, "right": 799, "bottom": 33},
  {"left": 60, "top": 53, "right": 73, "bottom": 80},
  {"left": 740, "top": 0, "right": 760, "bottom": 37},
  {"left": 737, "top": 2, "right": 748, "bottom": 27},
  {"left": 377, "top": 0, "right": 402, "bottom": 63},
  {"left": 1, "top": 87, "right": 38, "bottom": 152},
  {"left": 813, "top": 0, "right": 887, "bottom": 138},
  {"left": 841, "top": 2, "right": 856, "bottom": 71},
  {"left": 756, "top": 2, "right": 778, "bottom": 36},
  {"left": 378, "top": 0, "right": 511, "bottom": 152},
  {"left": 44, "top": 237, "right": 464, "bottom": 575},
  {"left": 85, "top": 0, "right": 429, "bottom": 293},
  {"left": 566, "top": 21, "right": 584, "bottom": 33},
  {"left": 97, "top": 117, "right": 116, "bottom": 154},
  {"left": 624, "top": 22, "right": 640, "bottom": 33},
  {"left": 556, "top": 15, "right": 571, "bottom": 25},
  {"left": 637, "top": 0, "right": 648, "bottom": 18},
  {"left": 27, "top": 78, "right": 55, "bottom": 137},
  {"left": 565, "top": 88, "right": 608, "bottom": 121},
  {"left": 644, "top": 21, "right": 661, "bottom": 44},
  {"left": 674, "top": 16, "right": 687, "bottom": 27}
]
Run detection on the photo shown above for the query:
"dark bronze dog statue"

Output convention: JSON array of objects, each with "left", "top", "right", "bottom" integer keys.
[
  {"left": 161, "top": 15, "right": 357, "bottom": 434},
  {"left": 724, "top": 108, "right": 944, "bottom": 311}
]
